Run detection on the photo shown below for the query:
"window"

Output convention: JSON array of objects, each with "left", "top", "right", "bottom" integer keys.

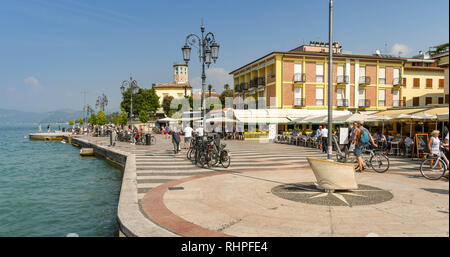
[
  {"left": 316, "top": 64, "right": 324, "bottom": 82},
  {"left": 316, "top": 87, "right": 324, "bottom": 105},
  {"left": 358, "top": 89, "right": 366, "bottom": 107},
  {"left": 336, "top": 88, "right": 346, "bottom": 106},
  {"left": 294, "top": 63, "right": 303, "bottom": 82},
  {"left": 359, "top": 66, "right": 366, "bottom": 84},
  {"left": 393, "top": 90, "right": 400, "bottom": 107},
  {"left": 378, "top": 89, "right": 386, "bottom": 106},
  {"left": 413, "top": 78, "right": 420, "bottom": 88},
  {"left": 379, "top": 67, "right": 386, "bottom": 84},
  {"left": 426, "top": 79, "right": 432, "bottom": 88},
  {"left": 426, "top": 97, "right": 432, "bottom": 105},
  {"left": 439, "top": 79, "right": 444, "bottom": 88},
  {"left": 403, "top": 77, "right": 407, "bottom": 86},
  {"left": 294, "top": 87, "right": 303, "bottom": 106},
  {"left": 413, "top": 97, "right": 420, "bottom": 106},
  {"left": 438, "top": 97, "right": 444, "bottom": 104},
  {"left": 393, "top": 68, "right": 401, "bottom": 85},
  {"left": 337, "top": 65, "right": 345, "bottom": 83}
]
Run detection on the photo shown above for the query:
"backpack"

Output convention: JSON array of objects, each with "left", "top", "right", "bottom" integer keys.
[{"left": 359, "top": 128, "right": 369, "bottom": 144}]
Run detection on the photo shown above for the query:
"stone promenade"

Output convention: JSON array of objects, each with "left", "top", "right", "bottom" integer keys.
[{"left": 73, "top": 134, "right": 449, "bottom": 237}]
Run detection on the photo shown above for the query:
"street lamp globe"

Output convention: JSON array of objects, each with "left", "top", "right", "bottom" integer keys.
[
  {"left": 211, "top": 42, "right": 219, "bottom": 63},
  {"left": 120, "top": 84, "right": 126, "bottom": 94},
  {"left": 205, "top": 49, "right": 212, "bottom": 66},
  {"left": 182, "top": 44, "right": 191, "bottom": 64}
]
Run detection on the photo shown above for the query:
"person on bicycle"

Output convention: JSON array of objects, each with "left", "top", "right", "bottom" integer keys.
[
  {"left": 353, "top": 122, "right": 377, "bottom": 172},
  {"left": 427, "top": 130, "right": 448, "bottom": 170}
]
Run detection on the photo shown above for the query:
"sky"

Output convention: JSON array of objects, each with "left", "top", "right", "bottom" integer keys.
[{"left": 0, "top": 0, "right": 448, "bottom": 113}]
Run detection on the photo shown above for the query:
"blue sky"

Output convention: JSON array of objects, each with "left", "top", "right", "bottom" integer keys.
[{"left": 0, "top": 0, "right": 448, "bottom": 113}]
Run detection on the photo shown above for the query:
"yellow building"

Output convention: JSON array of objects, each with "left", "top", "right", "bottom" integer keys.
[
  {"left": 152, "top": 64, "right": 191, "bottom": 106},
  {"left": 402, "top": 53, "right": 446, "bottom": 107}
]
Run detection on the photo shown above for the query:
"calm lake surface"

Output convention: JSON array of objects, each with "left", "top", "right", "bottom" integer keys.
[{"left": 0, "top": 124, "right": 123, "bottom": 236}]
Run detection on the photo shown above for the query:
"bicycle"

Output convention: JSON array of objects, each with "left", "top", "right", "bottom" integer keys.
[
  {"left": 420, "top": 145, "right": 449, "bottom": 180},
  {"left": 208, "top": 134, "right": 231, "bottom": 168},
  {"left": 357, "top": 145, "right": 390, "bottom": 173}
]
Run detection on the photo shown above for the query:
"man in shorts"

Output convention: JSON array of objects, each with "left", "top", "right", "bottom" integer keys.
[
  {"left": 352, "top": 122, "right": 377, "bottom": 172},
  {"left": 183, "top": 125, "right": 193, "bottom": 149},
  {"left": 316, "top": 126, "right": 323, "bottom": 150}
]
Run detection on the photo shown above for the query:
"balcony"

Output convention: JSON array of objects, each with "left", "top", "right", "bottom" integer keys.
[
  {"left": 249, "top": 78, "right": 258, "bottom": 89},
  {"left": 242, "top": 82, "right": 249, "bottom": 91},
  {"left": 257, "top": 77, "right": 265, "bottom": 86},
  {"left": 358, "top": 99, "right": 370, "bottom": 107},
  {"left": 393, "top": 100, "right": 402, "bottom": 107},
  {"left": 293, "top": 98, "right": 305, "bottom": 107},
  {"left": 393, "top": 77, "right": 404, "bottom": 86},
  {"left": 336, "top": 75, "right": 349, "bottom": 84},
  {"left": 316, "top": 75, "right": 324, "bottom": 83},
  {"left": 378, "top": 100, "right": 386, "bottom": 107},
  {"left": 359, "top": 76, "right": 371, "bottom": 85},
  {"left": 378, "top": 78, "right": 386, "bottom": 85},
  {"left": 234, "top": 84, "right": 242, "bottom": 92},
  {"left": 293, "top": 73, "right": 306, "bottom": 83},
  {"left": 316, "top": 99, "right": 324, "bottom": 106},
  {"left": 267, "top": 74, "right": 276, "bottom": 84},
  {"left": 337, "top": 99, "right": 348, "bottom": 107}
]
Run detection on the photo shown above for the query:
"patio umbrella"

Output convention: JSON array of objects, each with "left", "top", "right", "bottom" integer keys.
[
  {"left": 333, "top": 113, "right": 379, "bottom": 123},
  {"left": 372, "top": 115, "right": 393, "bottom": 135},
  {"left": 411, "top": 112, "right": 437, "bottom": 133}
]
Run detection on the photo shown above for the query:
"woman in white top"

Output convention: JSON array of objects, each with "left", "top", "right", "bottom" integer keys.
[{"left": 428, "top": 130, "right": 441, "bottom": 155}]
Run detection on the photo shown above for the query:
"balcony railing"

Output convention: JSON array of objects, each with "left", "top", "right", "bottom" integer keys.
[
  {"left": 358, "top": 99, "right": 370, "bottom": 107},
  {"left": 378, "top": 78, "right": 386, "bottom": 84},
  {"left": 393, "top": 77, "right": 404, "bottom": 86},
  {"left": 316, "top": 99, "right": 324, "bottom": 106},
  {"left": 337, "top": 99, "right": 348, "bottom": 107},
  {"left": 378, "top": 100, "right": 386, "bottom": 107},
  {"left": 359, "top": 76, "right": 371, "bottom": 85},
  {"left": 257, "top": 77, "right": 265, "bottom": 86},
  {"left": 235, "top": 84, "right": 242, "bottom": 92},
  {"left": 293, "top": 73, "right": 306, "bottom": 82},
  {"left": 337, "top": 75, "right": 349, "bottom": 84},
  {"left": 293, "top": 98, "right": 305, "bottom": 107},
  {"left": 316, "top": 75, "right": 324, "bottom": 82},
  {"left": 249, "top": 78, "right": 258, "bottom": 88},
  {"left": 242, "top": 82, "right": 249, "bottom": 90},
  {"left": 393, "top": 100, "right": 402, "bottom": 107}
]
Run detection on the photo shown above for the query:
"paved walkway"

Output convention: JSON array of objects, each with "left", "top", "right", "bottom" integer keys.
[{"left": 77, "top": 134, "right": 449, "bottom": 237}]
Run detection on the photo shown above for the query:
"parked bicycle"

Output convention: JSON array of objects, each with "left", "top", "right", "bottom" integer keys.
[{"left": 420, "top": 145, "right": 449, "bottom": 180}]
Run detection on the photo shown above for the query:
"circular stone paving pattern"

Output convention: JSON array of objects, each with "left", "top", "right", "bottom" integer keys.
[{"left": 272, "top": 182, "right": 393, "bottom": 207}]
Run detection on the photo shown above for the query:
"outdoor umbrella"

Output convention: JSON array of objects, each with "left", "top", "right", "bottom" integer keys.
[
  {"left": 372, "top": 115, "right": 393, "bottom": 135},
  {"left": 411, "top": 112, "right": 437, "bottom": 133}
]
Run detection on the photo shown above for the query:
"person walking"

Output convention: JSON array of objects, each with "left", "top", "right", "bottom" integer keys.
[
  {"left": 164, "top": 124, "right": 169, "bottom": 139},
  {"left": 347, "top": 122, "right": 358, "bottom": 158},
  {"left": 171, "top": 127, "right": 181, "bottom": 154},
  {"left": 183, "top": 125, "right": 193, "bottom": 149},
  {"left": 353, "top": 122, "right": 377, "bottom": 172},
  {"left": 321, "top": 125, "right": 328, "bottom": 153},
  {"left": 316, "top": 126, "right": 323, "bottom": 150}
]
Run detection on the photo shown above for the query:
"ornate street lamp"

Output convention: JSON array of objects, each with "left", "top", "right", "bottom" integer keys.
[
  {"left": 120, "top": 73, "right": 139, "bottom": 125},
  {"left": 181, "top": 23, "right": 220, "bottom": 121}
]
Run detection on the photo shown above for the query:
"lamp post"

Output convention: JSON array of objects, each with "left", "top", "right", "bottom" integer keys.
[
  {"left": 327, "top": 0, "right": 334, "bottom": 159},
  {"left": 181, "top": 23, "right": 220, "bottom": 121},
  {"left": 120, "top": 73, "right": 139, "bottom": 125}
]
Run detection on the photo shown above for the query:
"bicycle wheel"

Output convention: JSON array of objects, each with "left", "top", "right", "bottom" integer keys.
[
  {"left": 369, "top": 153, "right": 390, "bottom": 173},
  {"left": 210, "top": 151, "right": 220, "bottom": 167},
  {"left": 186, "top": 148, "right": 192, "bottom": 160},
  {"left": 420, "top": 158, "right": 446, "bottom": 180},
  {"left": 221, "top": 150, "right": 231, "bottom": 168},
  {"left": 150, "top": 136, "right": 156, "bottom": 145}
]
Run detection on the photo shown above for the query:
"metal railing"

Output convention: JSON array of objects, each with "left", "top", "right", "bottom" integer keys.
[
  {"left": 249, "top": 78, "right": 258, "bottom": 88},
  {"left": 359, "top": 76, "right": 371, "bottom": 85},
  {"left": 337, "top": 99, "right": 348, "bottom": 107},
  {"left": 316, "top": 75, "right": 324, "bottom": 82},
  {"left": 393, "top": 100, "right": 402, "bottom": 107},
  {"left": 378, "top": 78, "right": 386, "bottom": 84},
  {"left": 393, "top": 77, "right": 403, "bottom": 86},
  {"left": 294, "top": 98, "right": 305, "bottom": 106},
  {"left": 336, "top": 75, "right": 349, "bottom": 84},
  {"left": 358, "top": 99, "right": 370, "bottom": 107},
  {"left": 378, "top": 100, "right": 386, "bottom": 107},
  {"left": 316, "top": 98, "right": 324, "bottom": 106},
  {"left": 294, "top": 73, "right": 306, "bottom": 82},
  {"left": 235, "top": 84, "right": 242, "bottom": 92},
  {"left": 257, "top": 77, "right": 265, "bottom": 86}
]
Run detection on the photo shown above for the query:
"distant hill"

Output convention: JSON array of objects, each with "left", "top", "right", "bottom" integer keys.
[{"left": 0, "top": 108, "right": 85, "bottom": 125}]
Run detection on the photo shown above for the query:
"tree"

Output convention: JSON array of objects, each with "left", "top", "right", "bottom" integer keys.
[
  {"left": 162, "top": 95, "right": 174, "bottom": 116},
  {"left": 220, "top": 89, "right": 235, "bottom": 107},
  {"left": 120, "top": 88, "right": 160, "bottom": 118},
  {"left": 139, "top": 110, "right": 149, "bottom": 123},
  {"left": 68, "top": 120, "right": 74, "bottom": 125},
  {"left": 224, "top": 84, "right": 230, "bottom": 90},
  {"left": 89, "top": 113, "right": 97, "bottom": 125},
  {"left": 112, "top": 116, "right": 119, "bottom": 126},
  {"left": 77, "top": 118, "right": 84, "bottom": 125},
  {"left": 208, "top": 84, "right": 213, "bottom": 97},
  {"left": 119, "top": 108, "right": 128, "bottom": 126},
  {"left": 97, "top": 110, "right": 107, "bottom": 125}
]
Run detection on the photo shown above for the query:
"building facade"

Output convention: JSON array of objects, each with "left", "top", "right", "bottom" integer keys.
[
  {"left": 152, "top": 64, "right": 191, "bottom": 105},
  {"left": 230, "top": 43, "right": 405, "bottom": 111},
  {"left": 402, "top": 53, "right": 446, "bottom": 107}
]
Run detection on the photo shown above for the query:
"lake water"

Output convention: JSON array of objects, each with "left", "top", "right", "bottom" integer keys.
[{"left": 0, "top": 124, "right": 123, "bottom": 237}]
